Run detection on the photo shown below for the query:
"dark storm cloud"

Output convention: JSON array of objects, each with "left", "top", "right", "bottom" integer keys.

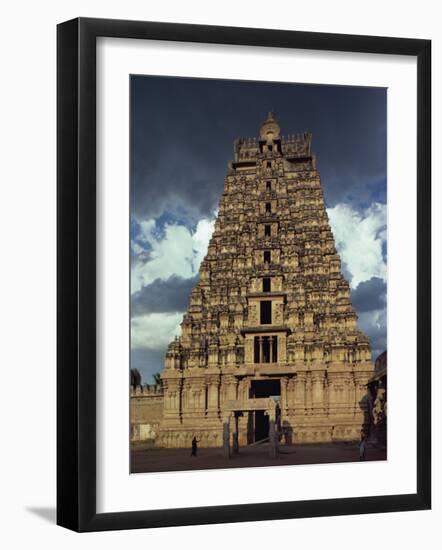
[
  {"left": 131, "top": 275, "right": 198, "bottom": 315},
  {"left": 131, "top": 348, "right": 167, "bottom": 384},
  {"left": 351, "top": 277, "right": 387, "bottom": 360},
  {"left": 131, "top": 77, "right": 386, "bottom": 220},
  {"left": 361, "top": 315, "right": 387, "bottom": 362},
  {"left": 351, "top": 277, "right": 387, "bottom": 312},
  {"left": 353, "top": 273, "right": 387, "bottom": 361}
]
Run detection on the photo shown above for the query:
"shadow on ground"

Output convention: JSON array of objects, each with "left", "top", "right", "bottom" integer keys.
[{"left": 131, "top": 441, "right": 387, "bottom": 474}]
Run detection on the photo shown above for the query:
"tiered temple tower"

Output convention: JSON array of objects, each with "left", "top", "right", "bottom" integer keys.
[{"left": 156, "top": 113, "right": 374, "bottom": 448}]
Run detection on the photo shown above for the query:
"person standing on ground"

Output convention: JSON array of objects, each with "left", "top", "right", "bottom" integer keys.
[
  {"left": 191, "top": 436, "right": 198, "bottom": 457},
  {"left": 359, "top": 435, "right": 366, "bottom": 461}
]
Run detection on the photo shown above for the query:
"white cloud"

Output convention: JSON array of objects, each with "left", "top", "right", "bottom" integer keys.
[
  {"left": 131, "top": 217, "right": 215, "bottom": 293},
  {"left": 131, "top": 216, "right": 215, "bottom": 350},
  {"left": 130, "top": 240, "right": 144, "bottom": 255},
  {"left": 131, "top": 312, "right": 183, "bottom": 350},
  {"left": 191, "top": 217, "right": 215, "bottom": 271},
  {"left": 327, "top": 202, "right": 386, "bottom": 289},
  {"left": 131, "top": 204, "right": 387, "bottom": 355}
]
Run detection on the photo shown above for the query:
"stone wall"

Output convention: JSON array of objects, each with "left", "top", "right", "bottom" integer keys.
[{"left": 130, "top": 384, "right": 164, "bottom": 442}]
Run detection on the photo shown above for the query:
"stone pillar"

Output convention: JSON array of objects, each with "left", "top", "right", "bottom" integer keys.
[
  {"left": 232, "top": 414, "right": 239, "bottom": 454},
  {"left": 286, "top": 377, "right": 296, "bottom": 413},
  {"left": 280, "top": 377, "right": 289, "bottom": 415},
  {"left": 181, "top": 378, "right": 191, "bottom": 413},
  {"left": 348, "top": 373, "right": 356, "bottom": 415},
  {"left": 266, "top": 405, "right": 278, "bottom": 458},
  {"left": 327, "top": 371, "right": 340, "bottom": 416},
  {"left": 220, "top": 375, "right": 237, "bottom": 405},
  {"left": 311, "top": 370, "right": 325, "bottom": 415},
  {"left": 185, "top": 377, "right": 206, "bottom": 418},
  {"left": 238, "top": 378, "right": 250, "bottom": 401},
  {"left": 354, "top": 370, "right": 370, "bottom": 428},
  {"left": 278, "top": 334, "right": 287, "bottom": 363},
  {"left": 294, "top": 372, "right": 306, "bottom": 412},
  {"left": 227, "top": 345, "right": 236, "bottom": 365},
  {"left": 206, "top": 375, "right": 220, "bottom": 419},
  {"left": 222, "top": 415, "right": 231, "bottom": 458},
  {"left": 305, "top": 372, "right": 312, "bottom": 412},
  {"left": 227, "top": 375, "right": 238, "bottom": 401},
  {"left": 244, "top": 336, "right": 254, "bottom": 365},
  {"left": 237, "top": 413, "right": 249, "bottom": 446},
  {"left": 162, "top": 377, "right": 182, "bottom": 422},
  {"left": 208, "top": 343, "right": 219, "bottom": 367}
]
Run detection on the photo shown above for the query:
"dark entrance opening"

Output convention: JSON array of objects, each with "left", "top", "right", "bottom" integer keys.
[
  {"left": 254, "top": 410, "right": 269, "bottom": 442},
  {"left": 250, "top": 378, "right": 281, "bottom": 398},
  {"left": 260, "top": 300, "right": 272, "bottom": 324},
  {"left": 262, "top": 277, "right": 271, "bottom": 292},
  {"left": 247, "top": 379, "right": 281, "bottom": 443}
]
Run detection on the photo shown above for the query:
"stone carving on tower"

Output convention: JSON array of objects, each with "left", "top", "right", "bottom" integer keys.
[{"left": 156, "top": 113, "right": 374, "bottom": 448}]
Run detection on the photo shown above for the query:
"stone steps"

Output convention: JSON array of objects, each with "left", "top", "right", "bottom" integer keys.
[{"left": 246, "top": 437, "right": 269, "bottom": 447}]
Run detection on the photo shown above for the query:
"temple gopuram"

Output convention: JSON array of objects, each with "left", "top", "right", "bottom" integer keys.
[{"left": 155, "top": 113, "right": 374, "bottom": 450}]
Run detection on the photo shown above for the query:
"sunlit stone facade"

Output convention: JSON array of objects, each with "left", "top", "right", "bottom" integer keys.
[{"left": 156, "top": 113, "right": 374, "bottom": 448}]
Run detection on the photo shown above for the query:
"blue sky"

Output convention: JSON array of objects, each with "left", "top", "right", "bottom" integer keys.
[{"left": 130, "top": 76, "right": 387, "bottom": 384}]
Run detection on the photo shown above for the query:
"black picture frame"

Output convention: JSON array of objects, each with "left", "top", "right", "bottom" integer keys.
[{"left": 57, "top": 17, "right": 431, "bottom": 532}]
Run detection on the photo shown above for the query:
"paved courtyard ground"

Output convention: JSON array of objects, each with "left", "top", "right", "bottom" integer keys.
[{"left": 130, "top": 441, "right": 387, "bottom": 474}]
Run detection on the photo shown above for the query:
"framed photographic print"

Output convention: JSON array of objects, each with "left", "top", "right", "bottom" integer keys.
[{"left": 57, "top": 17, "right": 431, "bottom": 532}]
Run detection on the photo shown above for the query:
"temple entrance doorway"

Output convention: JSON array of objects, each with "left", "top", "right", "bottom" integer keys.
[
  {"left": 254, "top": 410, "right": 269, "bottom": 442},
  {"left": 247, "top": 378, "right": 281, "bottom": 443}
]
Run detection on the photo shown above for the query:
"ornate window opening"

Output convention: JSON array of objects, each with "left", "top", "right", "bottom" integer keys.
[
  {"left": 260, "top": 300, "right": 272, "bottom": 324},
  {"left": 262, "top": 277, "right": 271, "bottom": 292},
  {"left": 253, "top": 336, "right": 278, "bottom": 363}
]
